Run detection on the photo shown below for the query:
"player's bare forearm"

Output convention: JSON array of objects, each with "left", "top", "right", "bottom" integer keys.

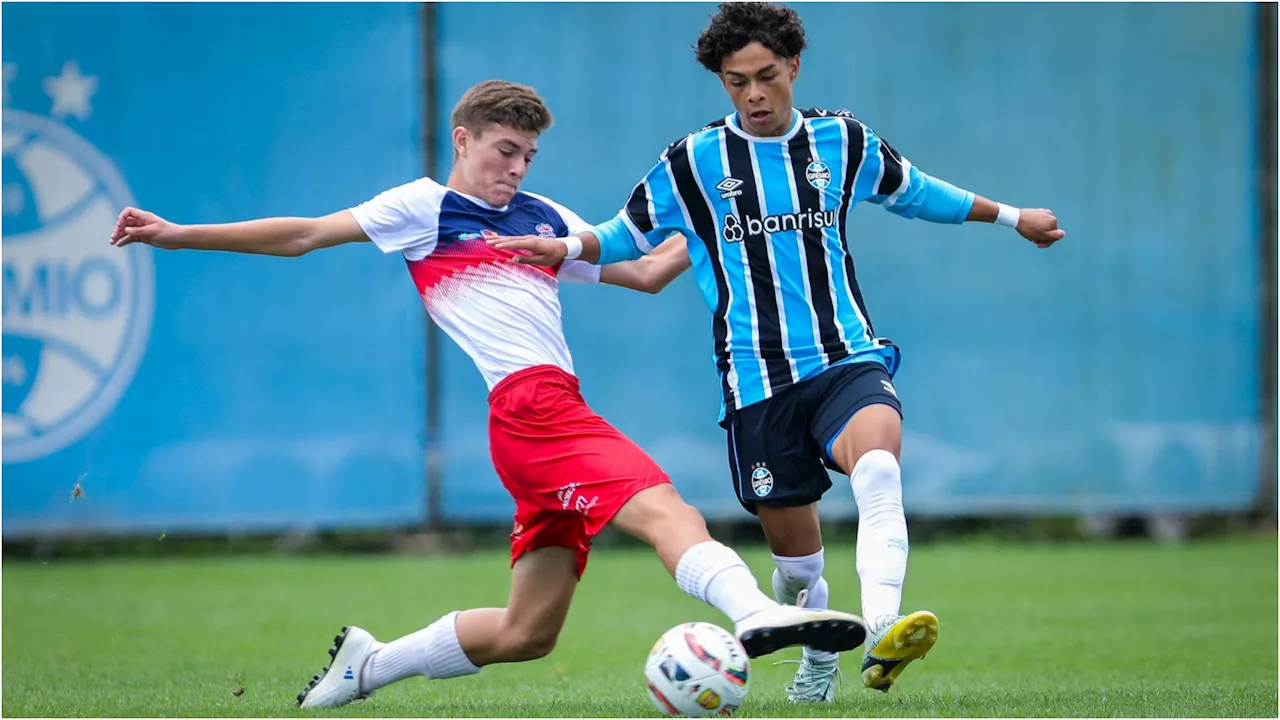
[
  {"left": 485, "top": 230, "right": 601, "bottom": 266},
  {"left": 600, "top": 234, "right": 691, "bottom": 294},
  {"left": 965, "top": 195, "right": 1066, "bottom": 248},
  {"left": 572, "top": 231, "right": 603, "bottom": 264},
  {"left": 965, "top": 195, "right": 999, "bottom": 223},
  {"left": 110, "top": 208, "right": 367, "bottom": 256},
  {"left": 174, "top": 218, "right": 329, "bottom": 256}
]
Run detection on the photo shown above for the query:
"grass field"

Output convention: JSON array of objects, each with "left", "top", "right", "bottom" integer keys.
[{"left": 3, "top": 537, "right": 1277, "bottom": 718}]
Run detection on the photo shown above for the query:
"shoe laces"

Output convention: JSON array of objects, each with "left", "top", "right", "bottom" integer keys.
[
  {"left": 871, "top": 614, "right": 903, "bottom": 631},
  {"left": 776, "top": 656, "right": 841, "bottom": 701},
  {"left": 868, "top": 613, "right": 905, "bottom": 642}
]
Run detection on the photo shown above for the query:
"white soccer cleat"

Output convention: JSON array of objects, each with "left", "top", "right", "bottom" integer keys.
[
  {"left": 783, "top": 588, "right": 842, "bottom": 703},
  {"left": 734, "top": 604, "right": 868, "bottom": 659},
  {"left": 296, "top": 626, "right": 380, "bottom": 708}
]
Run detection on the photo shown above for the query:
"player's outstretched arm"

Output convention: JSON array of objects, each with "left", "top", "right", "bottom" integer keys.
[
  {"left": 108, "top": 207, "right": 369, "bottom": 256},
  {"left": 599, "top": 234, "right": 692, "bottom": 294},
  {"left": 874, "top": 170, "right": 1066, "bottom": 249},
  {"left": 860, "top": 126, "right": 1065, "bottom": 249}
]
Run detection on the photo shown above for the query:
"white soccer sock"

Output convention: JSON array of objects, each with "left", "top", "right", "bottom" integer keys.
[
  {"left": 772, "top": 549, "right": 836, "bottom": 662},
  {"left": 771, "top": 548, "right": 824, "bottom": 603},
  {"left": 675, "top": 540, "right": 776, "bottom": 624},
  {"left": 360, "top": 611, "right": 480, "bottom": 692},
  {"left": 851, "top": 449, "right": 909, "bottom": 624}
]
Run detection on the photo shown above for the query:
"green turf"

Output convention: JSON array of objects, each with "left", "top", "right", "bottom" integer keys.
[{"left": 3, "top": 538, "right": 1277, "bottom": 717}]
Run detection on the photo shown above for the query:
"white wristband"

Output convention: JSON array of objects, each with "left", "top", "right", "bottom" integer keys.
[
  {"left": 561, "top": 235, "right": 583, "bottom": 260},
  {"left": 995, "top": 203, "right": 1020, "bottom": 228}
]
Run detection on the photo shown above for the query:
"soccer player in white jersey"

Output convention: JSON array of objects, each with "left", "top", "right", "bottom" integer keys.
[
  {"left": 109, "top": 80, "right": 872, "bottom": 710},
  {"left": 490, "top": 2, "right": 1067, "bottom": 704}
]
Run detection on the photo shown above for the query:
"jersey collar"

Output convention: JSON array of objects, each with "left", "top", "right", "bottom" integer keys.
[
  {"left": 451, "top": 187, "right": 510, "bottom": 213},
  {"left": 725, "top": 108, "right": 802, "bottom": 143}
]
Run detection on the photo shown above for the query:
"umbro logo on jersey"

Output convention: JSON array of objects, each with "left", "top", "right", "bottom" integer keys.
[{"left": 716, "top": 177, "right": 744, "bottom": 199}]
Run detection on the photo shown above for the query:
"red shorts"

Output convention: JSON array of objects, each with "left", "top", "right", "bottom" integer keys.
[{"left": 488, "top": 365, "right": 671, "bottom": 577}]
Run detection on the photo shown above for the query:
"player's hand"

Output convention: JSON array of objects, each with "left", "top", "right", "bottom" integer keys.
[
  {"left": 486, "top": 234, "right": 567, "bottom": 267},
  {"left": 1016, "top": 208, "right": 1065, "bottom": 249},
  {"left": 110, "top": 207, "right": 183, "bottom": 249}
]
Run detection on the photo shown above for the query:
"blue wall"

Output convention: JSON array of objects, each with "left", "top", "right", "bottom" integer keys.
[
  {"left": 2, "top": 3, "right": 426, "bottom": 535},
  {"left": 2, "top": 2, "right": 1263, "bottom": 535}
]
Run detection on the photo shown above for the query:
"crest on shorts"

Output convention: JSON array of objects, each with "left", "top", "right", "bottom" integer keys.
[{"left": 750, "top": 463, "right": 774, "bottom": 497}]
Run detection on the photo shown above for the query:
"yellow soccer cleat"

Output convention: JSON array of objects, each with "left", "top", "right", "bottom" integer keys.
[{"left": 860, "top": 610, "right": 939, "bottom": 692}]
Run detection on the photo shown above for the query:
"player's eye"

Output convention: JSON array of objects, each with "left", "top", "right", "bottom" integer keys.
[{"left": 499, "top": 149, "right": 515, "bottom": 157}]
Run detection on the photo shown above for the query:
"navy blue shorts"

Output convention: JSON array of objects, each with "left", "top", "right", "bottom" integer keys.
[{"left": 724, "top": 361, "right": 902, "bottom": 515}]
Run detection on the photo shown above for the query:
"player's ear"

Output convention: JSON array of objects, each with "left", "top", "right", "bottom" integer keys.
[
  {"left": 453, "top": 126, "right": 469, "bottom": 158},
  {"left": 788, "top": 55, "right": 800, "bottom": 82}
]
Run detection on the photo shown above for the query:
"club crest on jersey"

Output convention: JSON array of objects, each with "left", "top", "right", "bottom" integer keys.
[
  {"left": 534, "top": 223, "right": 556, "bottom": 238},
  {"left": 806, "top": 159, "right": 831, "bottom": 190},
  {"left": 750, "top": 463, "right": 774, "bottom": 497},
  {"left": 715, "top": 177, "right": 743, "bottom": 200}
]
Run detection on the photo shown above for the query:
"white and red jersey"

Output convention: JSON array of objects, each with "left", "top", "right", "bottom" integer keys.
[{"left": 349, "top": 177, "right": 601, "bottom": 390}]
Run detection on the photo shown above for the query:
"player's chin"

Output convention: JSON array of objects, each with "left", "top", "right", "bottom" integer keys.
[{"left": 490, "top": 184, "right": 518, "bottom": 204}]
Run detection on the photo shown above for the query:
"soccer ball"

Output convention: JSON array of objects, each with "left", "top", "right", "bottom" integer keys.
[{"left": 643, "top": 622, "right": 750, "bottom": 717}]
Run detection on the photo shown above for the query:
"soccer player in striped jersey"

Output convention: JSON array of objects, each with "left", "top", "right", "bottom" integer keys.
[
  {"left": 489, "top": 2, "right": 1066, "bottom": 703},
  {"left": 110, "top": 79, "right": 870, "bottom": 711}
]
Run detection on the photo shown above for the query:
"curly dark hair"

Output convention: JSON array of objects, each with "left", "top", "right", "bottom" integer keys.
[{"left": 695, "top": 2, "right": 807, "bottom": 73}]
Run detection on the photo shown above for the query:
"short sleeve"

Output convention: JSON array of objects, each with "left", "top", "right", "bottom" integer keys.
[
  {"left": 556, "top": 259, "right": 602, "bottom": 284},
  {"left": 349, "top": 177, "right": 447, "bottom": 261}
]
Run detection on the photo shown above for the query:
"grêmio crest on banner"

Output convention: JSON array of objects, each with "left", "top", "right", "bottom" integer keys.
[{"left": 2, "top": 59, "right": 154, "bottom": 464}]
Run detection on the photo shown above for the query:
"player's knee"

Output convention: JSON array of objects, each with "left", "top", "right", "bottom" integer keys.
[
  {"left": 850, "top": 449, "right": 902, "bottom": 499},
  {"left": 651, "top": 500, "right": 710, "bottom": 561},
  {"left": 620, "top": 484, "right": 708, "bottom": 544},
  {"left": 832, "top": 405, "right": 901, "bottom": 473},
  {"left": 772, "top": 547, "right": 826, "bottom": 597},
  {"left": 652, "top": 501, "right": 710, "bottom": 551}
]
